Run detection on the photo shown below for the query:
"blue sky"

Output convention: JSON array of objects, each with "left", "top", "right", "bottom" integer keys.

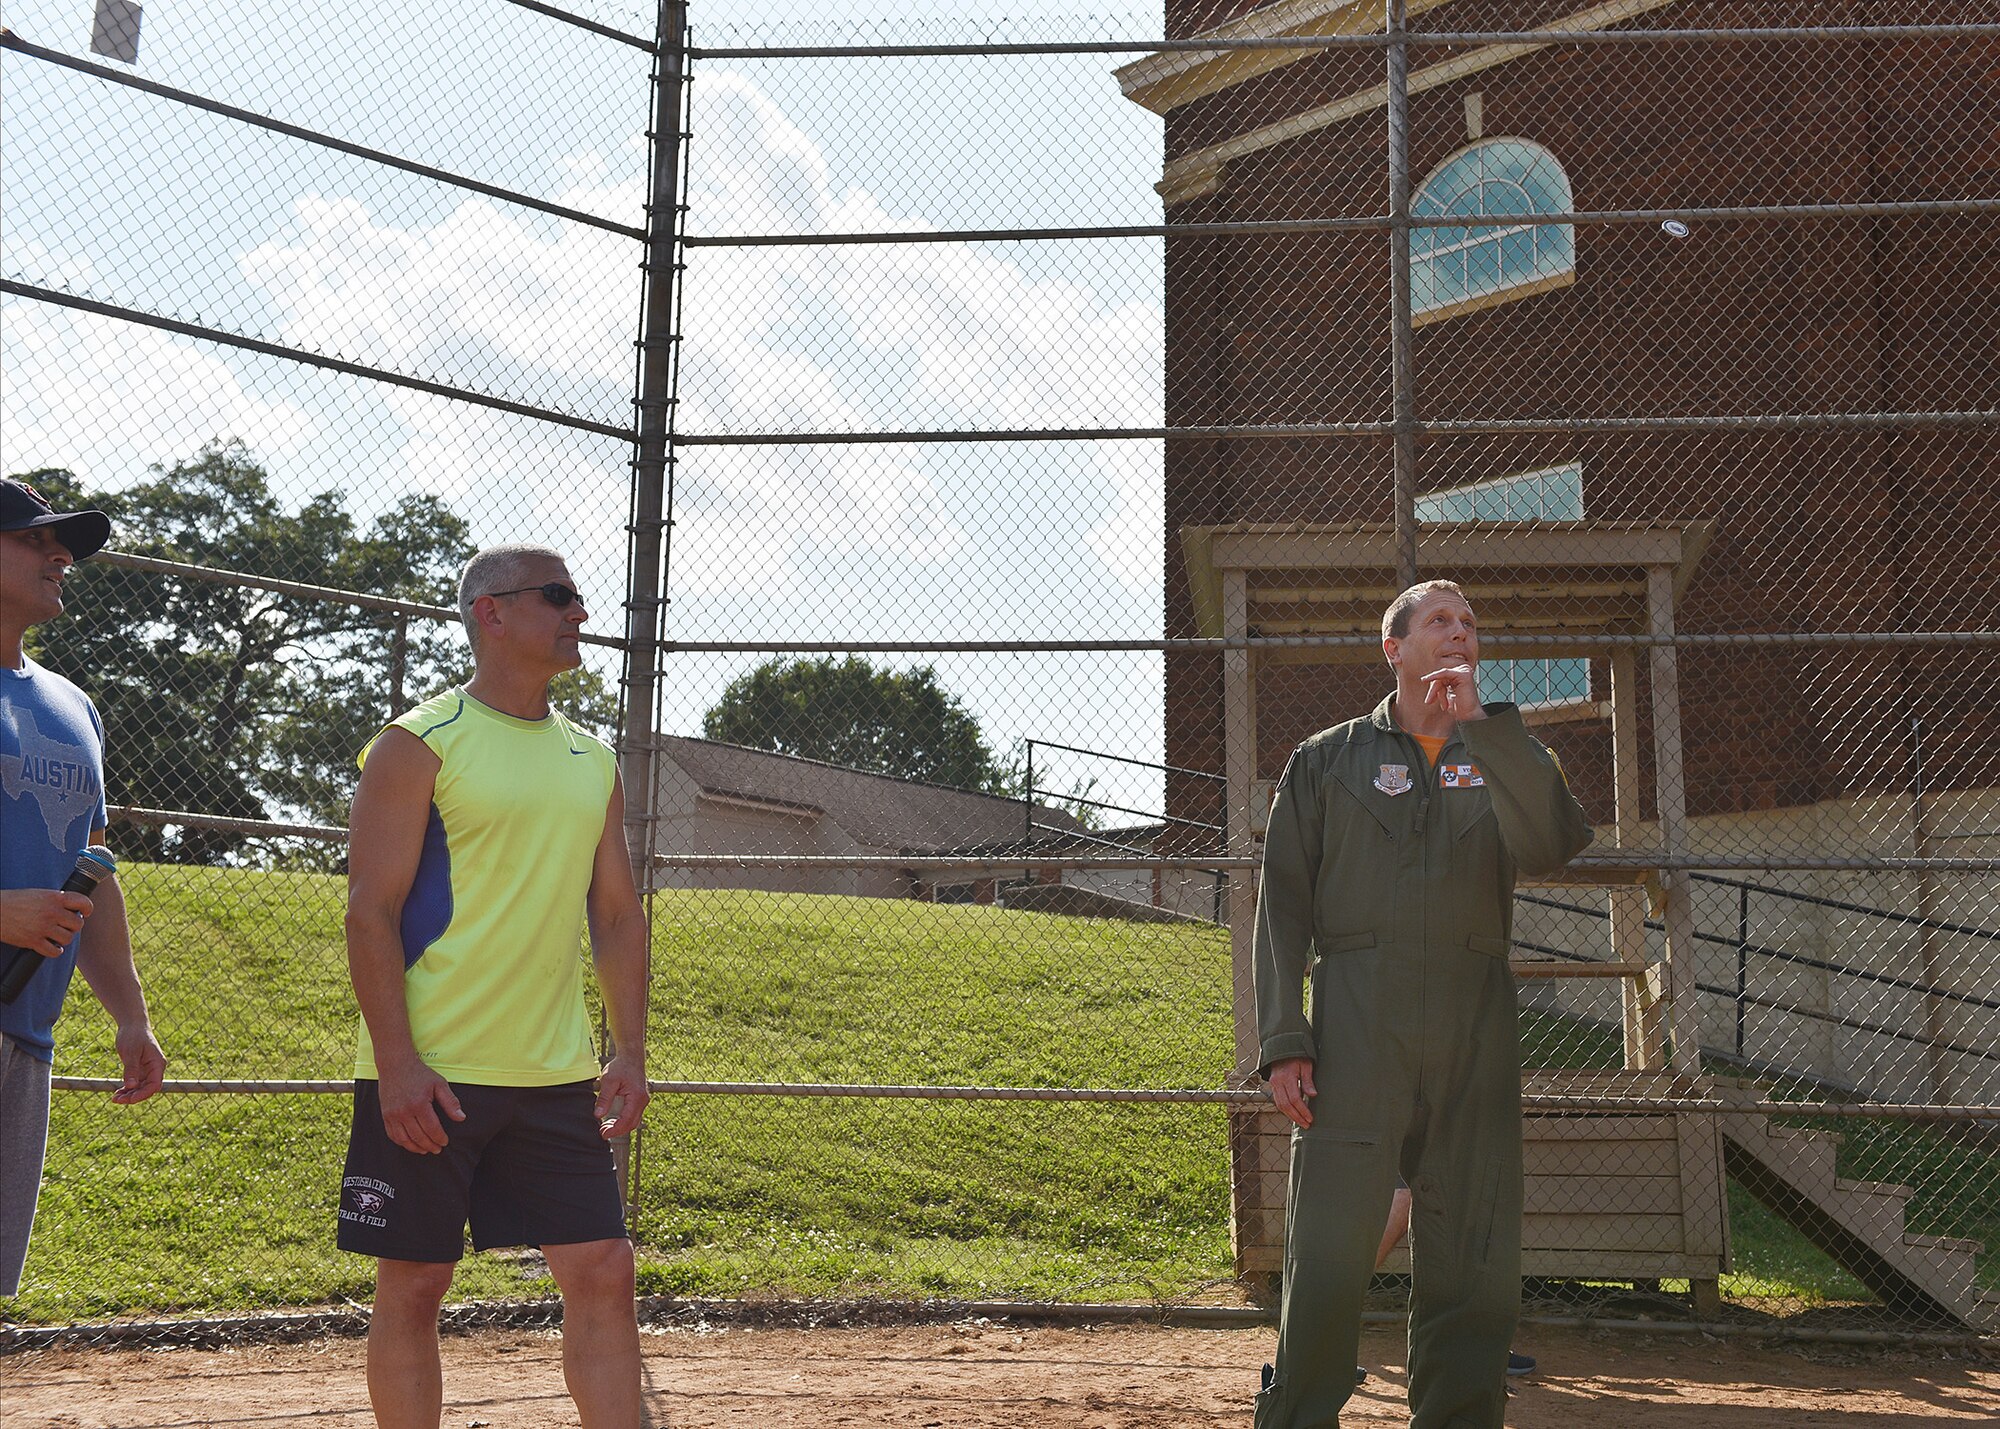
[{"left": 2, "top": 0, "right": 1170, "bottom": 811}]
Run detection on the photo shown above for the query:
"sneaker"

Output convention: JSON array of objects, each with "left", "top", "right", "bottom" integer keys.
[
  {"left": 1507, "top": 1351, "right": 1536, "bottom": 1376},
  {"left": 1354, "top": 1366, "right": 1368, "bottom": 1385}
]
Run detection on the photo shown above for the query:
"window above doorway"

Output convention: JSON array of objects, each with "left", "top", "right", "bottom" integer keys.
[{"left": 1417, "top": 462, "right": 1593, "bottom": 714}]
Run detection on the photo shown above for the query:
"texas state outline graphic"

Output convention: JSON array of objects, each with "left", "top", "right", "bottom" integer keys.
[{"left": 0, "top": 706, "right": 100, "bottom": 854}]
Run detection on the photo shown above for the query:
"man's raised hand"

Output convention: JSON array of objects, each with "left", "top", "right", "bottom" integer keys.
[{"left": 1420, "top": 664, "right": 1486, "bottom": 722}]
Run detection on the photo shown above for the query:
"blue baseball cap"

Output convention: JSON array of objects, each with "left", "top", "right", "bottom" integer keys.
[{"left": 0, "top": 479, "right": 111, "bottom": 560}]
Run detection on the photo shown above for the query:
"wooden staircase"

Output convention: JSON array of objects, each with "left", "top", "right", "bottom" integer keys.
[{"left": 1714, "top": 1081, "right": 1996, "bottom": 1331}]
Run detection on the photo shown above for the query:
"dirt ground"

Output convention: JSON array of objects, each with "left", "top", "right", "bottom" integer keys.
[{"left": 7, "top": 1320, "right": 1998, "bottom": 1428}]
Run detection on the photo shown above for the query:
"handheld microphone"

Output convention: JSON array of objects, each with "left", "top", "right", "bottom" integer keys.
[{"left": 0, "top": 847, "right": 118, "bottom": 1005}]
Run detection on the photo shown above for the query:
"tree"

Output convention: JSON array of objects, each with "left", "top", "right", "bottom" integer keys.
[
  {"left": 702, "top": 656, "right": 1013, "bottom": 792},
  {"left": 18, "top": 443, "right": 617, "bottom": 865}
]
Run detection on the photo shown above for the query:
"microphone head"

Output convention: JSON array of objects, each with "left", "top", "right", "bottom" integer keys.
[{"left": 73, "top": 847, "right": 118, "bottom": 886}]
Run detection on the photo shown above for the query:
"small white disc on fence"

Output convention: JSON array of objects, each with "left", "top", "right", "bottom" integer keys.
[{"left": 1661, "top": 220, "right": 1691, "bottom": 239}]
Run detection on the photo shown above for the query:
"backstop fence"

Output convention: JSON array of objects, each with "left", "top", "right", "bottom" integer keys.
[{"left": 1, "top": 0, "right": 1996, "bottom": 1345}]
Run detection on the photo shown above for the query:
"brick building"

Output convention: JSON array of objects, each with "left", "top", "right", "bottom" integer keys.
[
  {"left": 1120, "top": 0, "right": 2000, "bottom": 1105},
  {"left": 1121, "top": 0, "right": 1999, "bottom": 848}
]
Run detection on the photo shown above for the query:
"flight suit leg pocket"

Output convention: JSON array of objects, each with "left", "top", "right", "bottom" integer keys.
[
  {"left": 1475, "top": 1157, "right": 1503, "bottom": 1265},
  {"left": 1286, "top": 1128, "right": 1381, "bottom": 1266}
]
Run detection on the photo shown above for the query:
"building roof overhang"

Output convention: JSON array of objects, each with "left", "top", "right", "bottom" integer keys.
[
  {"left": 1179, "top": 519, "right": 1714, "bottom": 663},
  {"left": 1115, "top": 0, "right": 1439, "bottom": 116},
  {"left": 1123, "top": 0, "right": 1685, "bottom": 205}
]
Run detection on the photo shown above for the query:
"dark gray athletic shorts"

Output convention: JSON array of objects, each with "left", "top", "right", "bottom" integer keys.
[{"left": 338, "top": 1079, "right": 626, "bottom": 1263}]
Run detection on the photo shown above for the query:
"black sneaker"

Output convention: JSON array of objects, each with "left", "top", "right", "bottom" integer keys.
[
  {"left": 1507, "top": 1351, "right": 1536, "bottom": 1376},
  {"left": 1354, "top": 1366, "right": 1368, "bottom": 1385}
]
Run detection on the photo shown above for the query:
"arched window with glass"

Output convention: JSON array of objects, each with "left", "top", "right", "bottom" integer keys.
[{"left": 1411, "top": 139, "right": 1575, "bottom": 325}]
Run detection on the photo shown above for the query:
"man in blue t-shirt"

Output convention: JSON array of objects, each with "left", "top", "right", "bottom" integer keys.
[{"left": 0, "top": 477, "right": 166, "bottom": 1298}]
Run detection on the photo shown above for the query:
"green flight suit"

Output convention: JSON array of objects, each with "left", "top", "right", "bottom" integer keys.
[{"left": 1250, "top": 697, "right": 1591, "bottom": 1429}]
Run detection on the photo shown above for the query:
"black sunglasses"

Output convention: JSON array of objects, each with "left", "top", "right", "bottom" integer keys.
[{"left": 484, "top": 582, "right": 583, "bottom": 608}]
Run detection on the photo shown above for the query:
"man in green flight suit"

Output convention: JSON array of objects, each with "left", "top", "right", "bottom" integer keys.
[{"left": 1251, "top": 579, "right": 1592, "bottom": 1429}]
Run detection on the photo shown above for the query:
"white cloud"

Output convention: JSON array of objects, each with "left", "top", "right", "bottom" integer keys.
[
  {"left": 239, "top": 192, "right": 638, "bottom": 411},
  {"left": 667, "top": 70, "right": 1163, "bottom": 598},
  {"left": 9, "top": 67, "right": 1163, "bottom": 615},
  {"left": 1, "top": 248, "right": 318, "bottom": 489}
]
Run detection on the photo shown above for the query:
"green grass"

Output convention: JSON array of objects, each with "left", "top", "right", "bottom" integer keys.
[
  {"left": 10, "top": 868, "right": 1992, "bottom": 1321},
  {"left": 15, "top": 875, "right": 1238, "bottom": 1320}
]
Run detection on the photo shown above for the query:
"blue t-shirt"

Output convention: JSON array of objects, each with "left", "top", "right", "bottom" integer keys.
[{"left": 0, "top": 657, "right": 109, "bottom": 1062}]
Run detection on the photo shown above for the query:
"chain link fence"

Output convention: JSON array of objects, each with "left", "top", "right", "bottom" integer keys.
[{"left": 2, "top": 0, "right": 1996, "bottom": 1347}]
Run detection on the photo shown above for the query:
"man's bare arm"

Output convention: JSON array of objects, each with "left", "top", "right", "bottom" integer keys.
[
  {"left": 585, "top": 775, "right": 651, "bottom": 1140},
  {"left": 346, "top": 728, "right": 463, "bottom": 1154},
  {"left": 72, "top": 842, "right": 165, "bottom": 1105}
]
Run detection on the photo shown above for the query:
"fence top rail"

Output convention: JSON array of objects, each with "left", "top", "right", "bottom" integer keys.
[
  {"left": 498, "top": 0, "right": 655, "bottom": 49},
  {"left": 660, "top": 853, "right": 1244, "bottom": 870},
  {"left": 687, "top": 199, "right": 2000, "bottom": 247},
  {"left": 678, "top": 412, "right": 2000, "bottom": 445},
  {"left": 46, "top": 1076, "right": 2000, "bottom": 1121},
  {"left": 5, "top": 280, "right": 642, "bottom": 443},
  {"left": 688, "top": 25, "right": 2000, "bottom": 59},
  {"left": 1027, "top": 738, "right": 1226, "bottom": 783},
  {"left": 660, "top": 632, "right": 2000, "bottom": 653},
  {"left": 651, "top": 852, "right": 2000, "bottom": 872},
  {"left": 93, "top": 808, "right": 2000, "bottom": 872},
  {"left": 93, "top": 551, "right": 631, "bottom": 650},
  {"left": 49, "top": 558, "right": 2000, "bottom": 652},
  {"left": 109, "top": 805, "right": 349, "bottom": 841},
  {"left": 0, "top": 32, "right": 647, "bottom": 242},
  {"left": 1027, "top": 795, "right": 1189, "bottom": 832}
]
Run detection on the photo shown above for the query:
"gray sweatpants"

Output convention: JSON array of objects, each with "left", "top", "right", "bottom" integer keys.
[{"left": 1, "top": 1032, "right": 54, "bottom": 1297}]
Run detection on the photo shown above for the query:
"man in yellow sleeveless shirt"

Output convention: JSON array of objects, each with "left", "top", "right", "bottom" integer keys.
[{"left": 339, "top": 545, "right": 650, "bottom": 1429}]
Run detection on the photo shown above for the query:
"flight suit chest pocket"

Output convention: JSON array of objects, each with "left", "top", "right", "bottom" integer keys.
[
  {"left": 1443, "top": 777, "right": 1497, "bottom": 845},
  {"left": 1329, "top": 762, "right": 1403, "bottom": 838}
]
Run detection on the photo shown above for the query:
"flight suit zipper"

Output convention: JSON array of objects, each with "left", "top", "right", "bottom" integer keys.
[
  {"left": 1403, "top": 730, "right": 1447, "bottom": 833},
  {"left": 1397, "top": 728, "right": 1435, "bottom": 1093},
  {"left": 1410, "top": 728, "right": 1466, "bottom": 837}
]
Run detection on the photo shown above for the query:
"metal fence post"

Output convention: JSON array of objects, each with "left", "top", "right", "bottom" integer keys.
[
  {"left": 1386, "top": 0, "right": 1420, "bottom": 592},
  {"left": 612, "top": 0, "right": 689, "bottom": 1215},
  {"left": 624, "top": 0, "right": 688, "bottom": 890}
]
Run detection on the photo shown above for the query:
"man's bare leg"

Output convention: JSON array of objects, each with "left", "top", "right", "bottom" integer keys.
[
  {"left": 368, "top": 1258, "right": 456, "bottom": 1429},
  {"left": 1377, "top": 1185, "right": 1535, "bottom": 1380},
  {"left": 1349, "top": 1185, "right": 1419, "bottom": 1386},
  {"left": 545, "top": 1237, "right": 642, "bottom": 1428},
  {"left": 1376, "top": 1184, "right": 1414, "bottom": 1270}
]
